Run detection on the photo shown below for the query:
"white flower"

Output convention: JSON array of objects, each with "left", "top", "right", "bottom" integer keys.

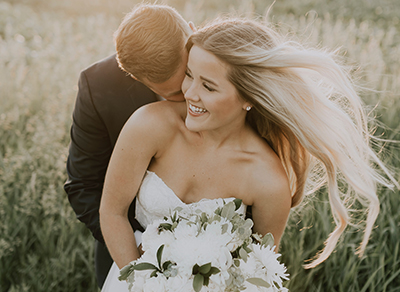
[
  {"left": 142, "top": 274, "right": 167, "bottom": 292},
  {"left": 240, "top": 244, "right": 289, "bottom": 291},
  {"left": 251, "top": 244, "right": 289, "bottom": 286},
  {"left": 141, "top": 219, "right": 175, "bottom": 254},
  {"left": 165, "top": 275, "right": 192, "bottom": 292}
]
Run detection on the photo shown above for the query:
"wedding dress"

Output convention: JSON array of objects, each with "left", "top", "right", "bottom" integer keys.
[{"left": 102, "top": 171, "right": 246, "bottom": 292}]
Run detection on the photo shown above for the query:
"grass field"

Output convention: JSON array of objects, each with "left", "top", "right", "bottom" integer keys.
[{"left": 0, "top": 0, "right": 399, "bottom": 291}]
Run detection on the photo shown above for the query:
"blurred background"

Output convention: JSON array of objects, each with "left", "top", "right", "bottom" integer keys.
[{"left": 0, "top": 0, "right": 399, "bottom": 291}]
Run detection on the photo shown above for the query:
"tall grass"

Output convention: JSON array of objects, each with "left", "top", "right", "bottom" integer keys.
[{"left": 0, "top": 0, "right": 399, "bottom": 291}]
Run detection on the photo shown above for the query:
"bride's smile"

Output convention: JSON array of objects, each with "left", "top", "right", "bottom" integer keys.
[{"left": 188, "top": 103, "right": 208, "bottom": 115}]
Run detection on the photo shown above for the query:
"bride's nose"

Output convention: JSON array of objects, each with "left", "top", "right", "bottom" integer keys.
[{"left": 182, "top": 80, "right": 200, "bottom": 102}]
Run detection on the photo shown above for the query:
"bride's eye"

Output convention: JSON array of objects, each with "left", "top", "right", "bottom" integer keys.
[
  {"left": 185, "top": 70, "right": 192, "bottom": 78},
  {"left": 203, "top": 83, "right": 215, "bottom": 92}
]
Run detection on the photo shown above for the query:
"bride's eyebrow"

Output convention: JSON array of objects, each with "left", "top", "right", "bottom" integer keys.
[
  {"left": 200, "top": 76, "right": 218, "bottom": 87},
  {"left": 186, "top": 65, "right": 218, "bottom": 87}
]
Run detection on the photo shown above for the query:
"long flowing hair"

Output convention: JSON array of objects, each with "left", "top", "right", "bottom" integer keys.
[{"left": 187, "top": 18, "right": 396, "bottom": 268}]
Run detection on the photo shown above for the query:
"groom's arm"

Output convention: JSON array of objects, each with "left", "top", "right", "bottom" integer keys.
[{"left": 64, "top": 70, "right": 111, "bottom": 244}]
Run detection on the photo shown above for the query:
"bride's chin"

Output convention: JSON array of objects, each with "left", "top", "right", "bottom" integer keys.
[{"left": 185, "top": 119, "right": 202, "bottom": 132}]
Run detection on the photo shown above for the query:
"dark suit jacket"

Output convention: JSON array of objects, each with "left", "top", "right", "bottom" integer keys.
[{"left": 64, "top": 54, "right": 157, "bottom": 244}]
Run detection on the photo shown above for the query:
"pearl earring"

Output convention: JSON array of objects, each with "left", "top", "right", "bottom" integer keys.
[{"left": 246, "top": 106, "right": 252, "bottom": 111}]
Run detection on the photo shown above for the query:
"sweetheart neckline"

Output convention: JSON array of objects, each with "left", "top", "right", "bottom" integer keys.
[{"left": 145, "top": 170, "right": 238, "bottom": 206}]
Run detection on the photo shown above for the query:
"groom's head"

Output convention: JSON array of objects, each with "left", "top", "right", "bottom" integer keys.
[{"left": 115, "top": 4, "right": 192, "bottom": 101}]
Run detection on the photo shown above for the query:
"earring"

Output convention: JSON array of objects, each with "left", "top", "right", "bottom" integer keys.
[{"left": 246, "top": 106, "right": 252, "bottom": 111}]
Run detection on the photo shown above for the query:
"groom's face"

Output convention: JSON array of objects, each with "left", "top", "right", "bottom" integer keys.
[{"left": 142, "top": 51, "right": 188, "bottom": 102}]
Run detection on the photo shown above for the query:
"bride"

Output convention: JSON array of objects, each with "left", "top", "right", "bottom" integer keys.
[{"left": 99, "top": 17, "right": 393, "bottom": 291}]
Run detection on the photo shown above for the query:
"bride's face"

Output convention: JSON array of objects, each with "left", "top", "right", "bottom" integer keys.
[{"left": 182, "top": 45, "right": 250, "bottom": 133}]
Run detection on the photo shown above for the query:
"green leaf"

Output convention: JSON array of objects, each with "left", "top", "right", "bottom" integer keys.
[
  {"left": 239, "top": 247, "right": 248, "bottom": 262},
  {"left": 174, "top": 206, "right": 183, "bottom": 212},
  {"left": 150, "top": 270, "right": 158, "bottom": 278},
  {"left": 234, "top": 259, "right": 240, "bottom": 267},
  {"left": 243, "top": 219, "right": 254, "bottom": 230},
  {"left": 131, "top": 262, "right": 158, "bottom": 271},
  {"left": 233, "top": 198, "right": 242, "bottom": 210},
  {"left": 193, "top": 273, "right": 205, "bottom": 292},
  {"left": 159, "top": 223, "right": 172, "bottom": 231},
  {"left": 221, "top": 223, "right": 228, "bottom": 234},
  {"left": 262, "top": 233, "right": 275, "bottom": 248},
  {"left": 198, "top": 263, "right": 212, "bottom": 274},
  {"left": 201, "top": 212, "right": 208, "bottom": 222},
  {"left": 221, "top": 202, "right": 235, "bottom": 219},
  {"left": 192, "top": 263, "right": 200, "bottom": 274},
  {"left": 208, "top": 267, "right": 221, "bottom": 276},
  {"left": 118, "top": 264, "right": 134, "bottom": 281},
  {"left": 244, "top": 245, "right": 252, "bottom": 253},
  {"left": 246, "top": 277, "right": 271, "bottom": 288},
  {"left": 157, "top": 245, "right": 164, "bottom": 269},
  {"left": 162, "top": 260, "right": 173, "bottom": 271}
]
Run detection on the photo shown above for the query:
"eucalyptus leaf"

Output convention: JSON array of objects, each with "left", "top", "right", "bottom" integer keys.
[
  {"left": 198, "top": 263, "right": 212, "bottom": 274},
  {"left": 221, "top": 223, "right": 228, "bottom": 234},
  {"left": 131, "top": 262, "right": 158, "bottom": 271},
  {"left": 244, "top": 245, "right": 252, "bottom": 253},
  {"left": 246, "top": 277, "right": 271, "bottom": 288},
  {"left": 209, "top": 267, "right": 220, "bottom": 276},
  {"left": 150, "top": 270, "right": 158, "bottom": 278},
  {"left": 159, "top": 223, "right": 172, "bottom": 231},
  {"left": 239, "top": 247, "right": 248, "bottom": 262},
  {"left": 173, "top": 206, "right": 183, "bottom": 212},
  {"left": 193, "top": 273, "right": 205, "bottom": 292},
  {"left": 118, "top": 264, "right": 134, "bottom": 281},
  {"left": 157, "top": 245, "right": 164, "bottom": 269},
  {"left": 262, "top": 233, "right": 275, "bottom": 248},
  {"left": 233, "top": 198, "right": 242, "bottom": 210},
  {"left": 243, "top": 219, "right": 253, "bottom": 229},
  {"left": 221, "top": 202, "right": 235, "bottom": 220},
  {"left": 162, "top": 260, "right": 173, "bottom": 271},
  {"left": 192, "top": 263, "right": 200, "bottom": 275},
  {"left": 234, "top": 259, "right": 240, "bottom": 267}
]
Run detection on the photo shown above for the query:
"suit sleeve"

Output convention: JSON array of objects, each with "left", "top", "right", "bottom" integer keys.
[{"left": 64, "top": 70, "right": 111, "bottom": 243}]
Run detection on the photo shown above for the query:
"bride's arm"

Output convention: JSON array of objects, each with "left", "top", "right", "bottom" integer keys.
[
  {"left": 249, "top": 161, "right": 292, "bottom": 248},
  {"left": 99, "top": 102, "right": 174, "bottom": 269}
]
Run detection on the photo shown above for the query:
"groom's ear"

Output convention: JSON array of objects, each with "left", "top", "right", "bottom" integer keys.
[{"left": 188, "top": 21, "right": 197, "bottom": 33}]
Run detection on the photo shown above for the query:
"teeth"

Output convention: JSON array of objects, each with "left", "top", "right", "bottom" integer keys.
[{"left": 189, "top": 103, "right": 207, "bottom": 113}]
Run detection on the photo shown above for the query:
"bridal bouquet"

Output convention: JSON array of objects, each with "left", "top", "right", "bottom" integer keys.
[{"left": 119, "top": 199, "right": 289, "bottom": 292}]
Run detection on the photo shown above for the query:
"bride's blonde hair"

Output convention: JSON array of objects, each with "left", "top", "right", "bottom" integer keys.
[{"left": 187, "top": 18, "right": 396, "bottom": 268}]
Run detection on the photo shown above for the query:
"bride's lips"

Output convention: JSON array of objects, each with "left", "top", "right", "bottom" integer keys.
[{"left": 188, "top": 103, "right": 208, "bottom": 117}]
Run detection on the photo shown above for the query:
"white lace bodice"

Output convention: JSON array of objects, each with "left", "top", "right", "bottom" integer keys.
[{"left": 135, "top": 171, "right": 246, "bottom": 228}]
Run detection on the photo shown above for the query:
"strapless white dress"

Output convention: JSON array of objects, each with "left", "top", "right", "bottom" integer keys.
[{"left": 102, "top": 171, "right": 245, "bottom": 292}]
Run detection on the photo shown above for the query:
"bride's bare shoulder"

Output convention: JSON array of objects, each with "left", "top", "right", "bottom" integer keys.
[{"left": 125, "top": 101, "right": 186, "bottom": 132}]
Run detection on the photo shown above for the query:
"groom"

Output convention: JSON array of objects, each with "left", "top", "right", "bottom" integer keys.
[{"left": 64, "top": 4, "right": 194, "bottom": 288}]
